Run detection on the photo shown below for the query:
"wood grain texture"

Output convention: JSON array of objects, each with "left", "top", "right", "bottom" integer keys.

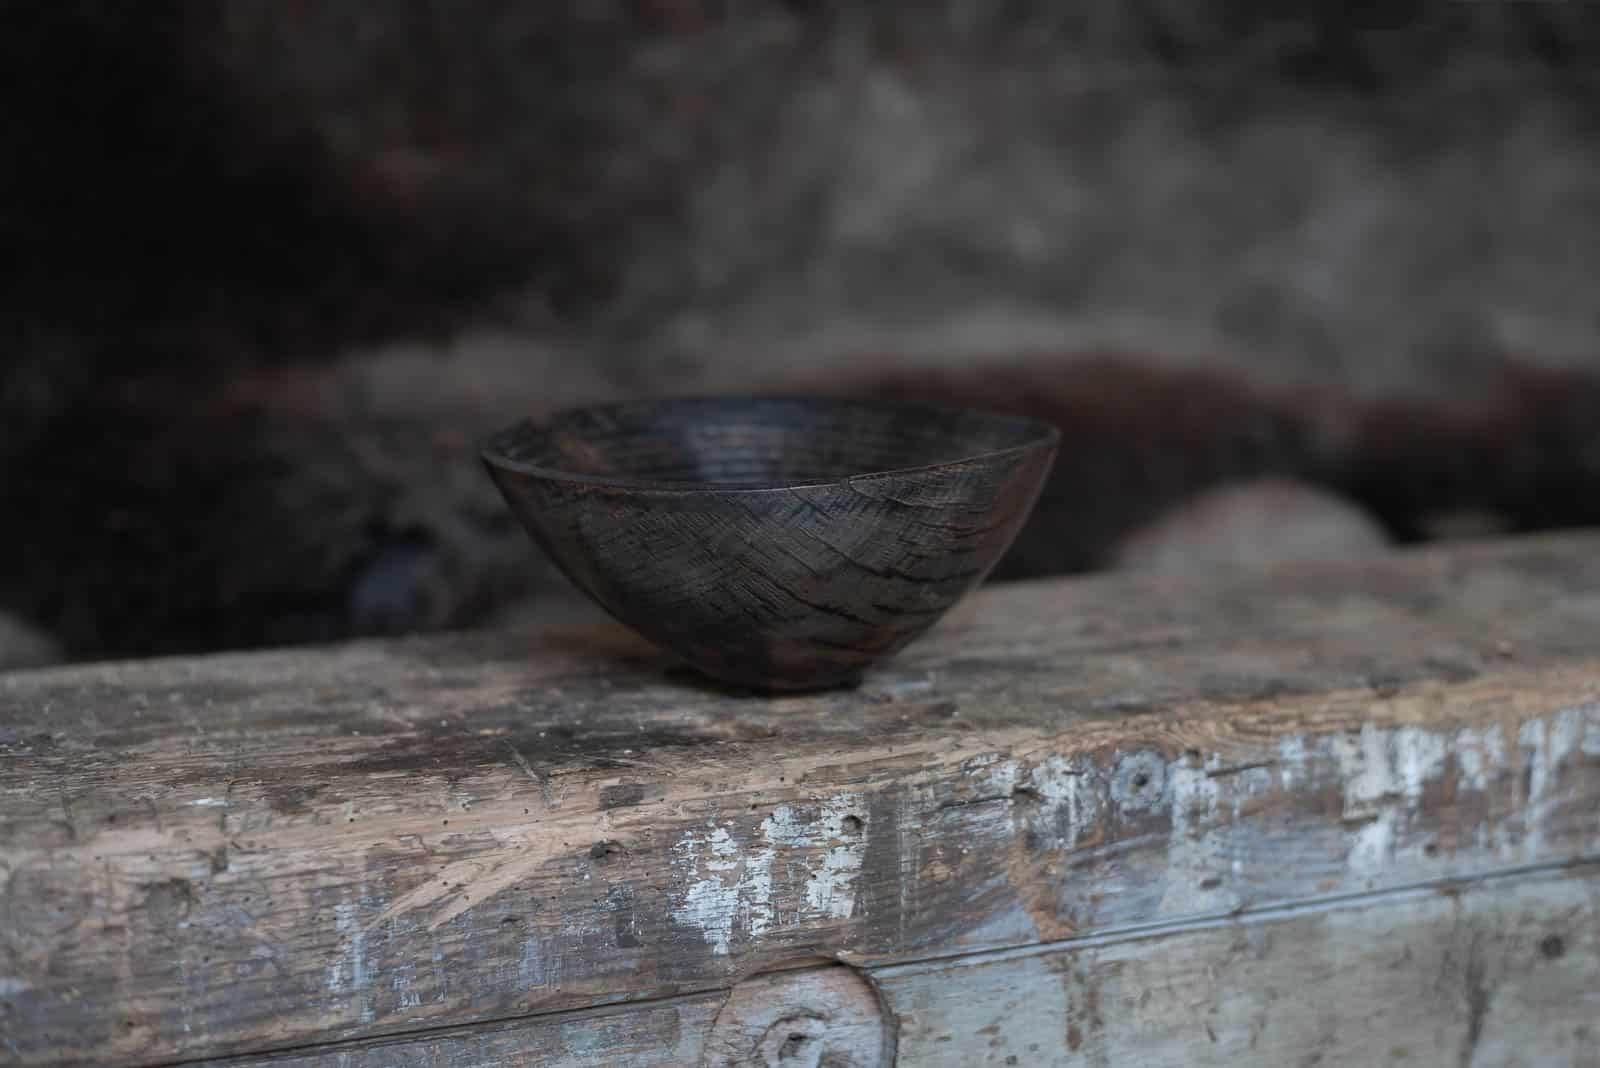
[
  {"left": 205, "top": 964, "right": 891, "bottom": 1068},
  {"left": 482, "top": 395, "right": 1059, "bottom": 691},
  {"left": 700, "top": 964, "right": 889, "bottom": 1067},
  {"left": 2, "top": 532, "right": 1599, "bottom": 1065},
  {"left": 875, "top": 862, "right": 1600, "bottom": 1067},
  {"left": 206, "top": 994, "right": 725, "bottom": 1068},
  {"left": 162, "top": 866, "right": 1600, "bottom": 1068}
]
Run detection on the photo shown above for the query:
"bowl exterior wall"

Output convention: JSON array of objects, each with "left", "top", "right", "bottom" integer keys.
[{"left": 487, "top": 441, "right": 1056, "bottom": 691}]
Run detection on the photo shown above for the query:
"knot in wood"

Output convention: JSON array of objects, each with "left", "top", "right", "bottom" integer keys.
[
  {"left": 759, "top": 1014, "right": 828, "bottom": 1066},
  {"left": 1110, "top": 751, "right": 1168, "bottom": 811},
  {"left": 704, "top": 964, "right": 890, "bottom": 1067}
]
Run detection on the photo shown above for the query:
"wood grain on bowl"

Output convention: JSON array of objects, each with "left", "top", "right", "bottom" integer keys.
[{"left": 482, "top": 396, "right": 1059, "bottom": 691}]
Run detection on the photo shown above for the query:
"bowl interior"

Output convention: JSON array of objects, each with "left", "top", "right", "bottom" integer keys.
[{"left": 484, "top": 395, "right": 1052, "bottom": 489}]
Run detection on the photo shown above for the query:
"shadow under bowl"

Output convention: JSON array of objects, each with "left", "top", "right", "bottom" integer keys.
[{"left": 482, "top": 395, "right": 1059, "bottom": 692}]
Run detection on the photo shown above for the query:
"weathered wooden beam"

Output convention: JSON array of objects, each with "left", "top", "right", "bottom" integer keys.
[
  {"left": 209, "top": 993, "right": 728, "bottom": 1068},
  {"left": 2, "top": 533, "right": 1599, "bottom": 1065},
  {"left": 204, "top": 864, "right": 1595, "bottom": 1067},
  {"left": 874, "top": 861, "right": 1600, "bottom": 1066}
]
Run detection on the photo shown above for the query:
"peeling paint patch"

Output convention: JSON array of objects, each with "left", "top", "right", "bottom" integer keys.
[
  {"left": 1455, "top": 725, "right": 1509, "bottom": 791},
  {"left": 674, "top": 824, "right": 743, "bottom": 957},
  {"left": 1277, "top": 734, "right": 1309, "bottom": 789},
  {"left": 1583, "top": 706, "right": 1600, "bottom": 758},
  {"left": 1156, "top": 753, "right": 1277, "bottom": 916},
  {"left": 1518, "top": 704, "right": 1592, "bottom": 856},
  {"left": 1159, "top": 757, "right": 1231, "bottom": 914},
  {"left": 1326, "top": 723, "right": 1453, "bottom": 878},
  {"left": 993, "top": 753, "right": 1095, "bottom": 853},
  {"left": 1333, "top": 723, "right": 1447, "bottom": 816},
  {"left": 1322, "top": 707, "right": 1598, "bottom": 875},
  {"left": 670, "top": 795, "right": 866, "bottom": 955},
  {"left": 326, "top": 898, "right": 374, "bottom": 1024},
  {"left": 802, "top": 803, "right": 866, "bottom": 920},
  {"left": 1348, "top": 809, "right": 1398, "bottom": 874},
  {"left": 1028, "top": 755, "right": 1095, "bottom": 851}
]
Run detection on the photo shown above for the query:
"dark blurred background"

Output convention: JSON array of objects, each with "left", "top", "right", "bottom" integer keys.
[{"left": 4, "top": 1, "right": 1600, "bottom": 670}]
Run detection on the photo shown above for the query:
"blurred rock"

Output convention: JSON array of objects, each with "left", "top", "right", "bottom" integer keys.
[
  {"left": 485, "top": 591, "right": 610, "bottom": 634},
  {"left": 1108, "top": 478, "right": 1392, "bottom": 575},
  {"left": 0, "top": 612, "right": 64, "bottom": 672},
  {"left": 1417, "top": 510, "right": 1514, "bottom": 543}
]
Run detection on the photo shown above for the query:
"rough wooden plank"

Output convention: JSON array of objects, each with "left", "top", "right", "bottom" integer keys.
[
  {"left": 873, "top": 862, "right": 1600, "bottom": 1067},
  {"left": 207, "top": 963, "right": 894, "bottom": 1067},
  {"left": 2, "top": 533, "right": 1600, "bottom": 1065},
  {"left": 206, "top": 993, "right": 725, "bottom": 1068},
  {"left": 698, "top": 964, "right": 889, "bottom": 1068},
  {"left": 173, "top": 865, "right": 1600, "bottom": 1068}
]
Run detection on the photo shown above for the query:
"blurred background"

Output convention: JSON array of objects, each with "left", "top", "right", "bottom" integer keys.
[{"left": 4, "top": 1, "right": 1599, "bottom": 670}]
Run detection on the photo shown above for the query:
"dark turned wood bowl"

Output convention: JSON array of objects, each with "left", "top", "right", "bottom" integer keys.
[{"left": 482, "top": 395, "right": 1059, "bottom": 692}]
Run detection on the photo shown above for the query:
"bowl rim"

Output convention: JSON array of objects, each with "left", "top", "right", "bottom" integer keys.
[{"left": 480, "top": 393, "right": 1061, "bottom": 495}]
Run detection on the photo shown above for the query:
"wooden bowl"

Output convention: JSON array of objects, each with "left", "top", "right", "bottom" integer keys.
[{"left": 482, "top": 395, "right": 1059, "bottom": 692}]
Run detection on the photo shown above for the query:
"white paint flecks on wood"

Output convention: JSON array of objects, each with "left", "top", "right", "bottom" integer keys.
[
  {"left": 672, "top": 796, "right": 869, "bottom": 957},
  {"left": 194, "top": 866, "right": 1600, "bottom": 1068},
  {"left": 2, "top": 533, "right": 1600, "bottom": 1066}
]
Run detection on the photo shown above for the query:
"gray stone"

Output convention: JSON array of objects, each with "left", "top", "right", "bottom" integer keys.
[
  {"left": 1109, "top": 478, "right": 1391, "bottom": 575},
  {"left": 0, "top": 612, "right": 63, "bottom": 672}
]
